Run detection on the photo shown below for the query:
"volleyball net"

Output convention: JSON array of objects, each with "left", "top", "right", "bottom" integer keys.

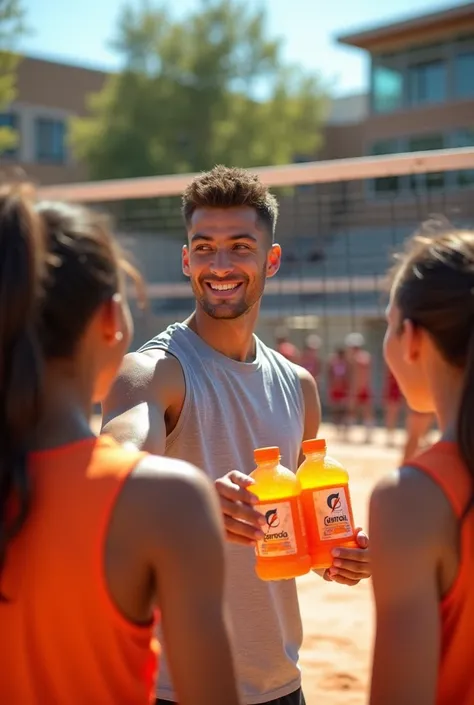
[{"left": 37, "top": 147, "right": 474, "bottom": 412}]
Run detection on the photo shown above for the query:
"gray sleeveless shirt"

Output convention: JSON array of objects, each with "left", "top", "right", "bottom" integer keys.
[{"left": 139, "top": 323, "right": 305, "bottom": 704}]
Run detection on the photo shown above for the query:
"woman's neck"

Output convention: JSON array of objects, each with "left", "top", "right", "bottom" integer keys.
[
  {"left": 29, "top": 364, "right": 96, "bottom": 451},
  {"left": 431, "top": 368, "right": 464, "bottom": 442}
]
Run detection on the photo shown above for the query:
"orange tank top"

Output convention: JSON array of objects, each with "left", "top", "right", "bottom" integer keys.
[
  {"left": 410, "top": 441, "right": 474, "bottom": 705},
  {"left": 0, "top": 434, "right": 160, "bottom": 705}
]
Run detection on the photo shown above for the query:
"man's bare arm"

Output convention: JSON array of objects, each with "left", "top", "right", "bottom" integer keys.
[
  {"left": 132, "top": 456, "right": 241, "bottom": 705},
  {"left": 295, "top": 365, "right": 322, "bottom": 466},
  {"left": 101, "top": 351, "right": 185, "bottom": 455}
]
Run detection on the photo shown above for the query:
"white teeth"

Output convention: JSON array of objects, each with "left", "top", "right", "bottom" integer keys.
[{"left": 209, "top": 283, "right": 239, "bottom": 291}]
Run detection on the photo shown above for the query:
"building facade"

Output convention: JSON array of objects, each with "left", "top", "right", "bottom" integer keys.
[
  {"left": 328, "top": 2, "right": 474, "bottom": 178},
  {"left": 0, "top": 56, "right": 107, "bottom": 185}
]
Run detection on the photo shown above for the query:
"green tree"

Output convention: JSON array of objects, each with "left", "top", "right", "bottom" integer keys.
[
  {"left": 71, "top": 0, "right": 328, "bottom": 179},
  {"left": 0, "top": 0, "right": 26, "bottom": 154}
]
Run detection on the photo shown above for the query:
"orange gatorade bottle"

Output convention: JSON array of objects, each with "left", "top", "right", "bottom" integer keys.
[
  {"left": 297, "top": 438, "right": 357, "bottom": 570},
  {"left": 249, "top": 446, "right": 311, "bottom": 581}
]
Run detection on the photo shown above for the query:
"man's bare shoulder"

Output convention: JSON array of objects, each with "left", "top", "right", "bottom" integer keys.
[
  {"left": 119, "top": 349, "right": 183, "bottom": 385},
  {"left": 103, "top": 349, "right": 185, "bottom": 415},
  {"left": 287, "top": 361, "right": 318, "bottom": 393}
]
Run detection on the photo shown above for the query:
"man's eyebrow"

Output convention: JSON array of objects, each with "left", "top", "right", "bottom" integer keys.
[
  {"left": 190, "top": 233, "right": 258, "bottom": 243},
  {"left": 190, "top": 233, "right": 212, "bottom": 242}
]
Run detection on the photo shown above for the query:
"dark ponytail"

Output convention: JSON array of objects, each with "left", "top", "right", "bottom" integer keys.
[
  {"left": 0, "top": 186, "right": 45, "bottom": 599},
  {"left": 458, "top": 326, "right": 474, "bottom": 518},
  {"left": 0, "top": 189, "right": 143, "bottom": 596},
  {"left": 393, "top": 225, "right": 474, "bottom": 517}
]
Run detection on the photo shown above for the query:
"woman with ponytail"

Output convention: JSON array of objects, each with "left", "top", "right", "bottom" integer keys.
[
  {"left": 369, "top": 223, "right": 474, "bottom": 705},
  {"left": 0, "top": 186, "right": 240, "bottom": 705}
]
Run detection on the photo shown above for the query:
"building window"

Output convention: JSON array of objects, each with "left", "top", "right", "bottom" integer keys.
[
  {"left": 407, "top": 60, "right": 447, "bottom": 106},
  {"left": 452, "top": 128, "right": 474, "bottom": 186},
  {"left": 0, "top": 112, "right": 19, "bottom": 158},
  {"left": 35, "top": 118, "right": 66, "bottom": 163},
  {"left": 372, "top": 59, "right": 403, "bottom": 114},
  {"left": 408, "top": 134, "right": 445, "bottom": 189},
  {"left": 454, "top": 53, "right": 474, "bottom": 98},
  {"left": 371, "top": 140, "right": 400, "bottom": 194}
]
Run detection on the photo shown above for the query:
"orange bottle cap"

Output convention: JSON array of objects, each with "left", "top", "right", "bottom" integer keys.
[
  {"left": 302, "top": 438, "right": 327, "bottom": 454},
  {"left": 254, "top": 446, "right": 280, "bottom": 464}
]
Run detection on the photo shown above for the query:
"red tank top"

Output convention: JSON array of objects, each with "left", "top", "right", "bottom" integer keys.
[
  {"left": 411, "top": 441, "right": 474, "bottom": 705},
  {"left": 0, "top": 435, "right": 160, "bottom": 705}
]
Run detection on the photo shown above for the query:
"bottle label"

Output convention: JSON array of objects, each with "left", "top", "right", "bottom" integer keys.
[
  {"left": 313, "top": 486, "right": 353, "bottom": 541},
  {"left": 255, "top": 498, "right": 301, "bottom": 558}
]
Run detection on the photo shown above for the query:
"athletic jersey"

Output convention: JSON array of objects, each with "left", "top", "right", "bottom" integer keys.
[
  {"left": 139, "top": 322, "right": 305, "bottom": 705},
  {"left": 410, "top": 441, "right": 474, "bottom": 705},
  {"left": 328, "top": 357, "right": 349, "bottom": 400},
  {"left": 384, "top": 369, "right": 402, "bottom": 402},
  {"left": 0, "top": 435, "right": 159, "bottom": 705}
]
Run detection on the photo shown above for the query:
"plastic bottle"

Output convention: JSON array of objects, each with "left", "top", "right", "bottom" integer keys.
[
  {"left": 297, "top": 438, "right": 357, "bottom": 570},
  {"left": 249, "top": 446, "right": 311, "bottom": 581}
]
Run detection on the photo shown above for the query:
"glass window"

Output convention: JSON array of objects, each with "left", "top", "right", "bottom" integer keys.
[
  {"left": 408, "top": 42, "right": 444, "bottom": 54},
  {"left": 371, "top": 140, "right": 400, "bottom": 193},
  {"left": 408, "top": 134, "right": 445, "bottom": 189},
  {"left": 452, "top": 128, "right": 474, "bottom": 186},
  {"left": 0, "top": 112, "right": 19, "bottom": 158},
  {"left": 455, "top": 33, "right": 474, "bottom": 45},
  {"left": 408, "top": 134, "right": 444, "bottom": 151},
  {"left": 407, "top": 60, "right": 446, "bottom": 105},
  {"left": 35, "top": 118, "right": 66, "bottom": 163},
  {"left": 454, "top": 53, "right": 474, "bottom": 98},
  {"left": 372, "top": 61, "right": 403, "bottom": 114}
]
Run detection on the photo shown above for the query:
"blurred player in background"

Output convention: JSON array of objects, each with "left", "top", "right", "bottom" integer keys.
[
  {"left": 345, "top": 332, "right": 374, "bottom": 443},
  {"left": 275, "top": 327, "right": 301, "bottom": 364},
  {"left": 327, "top": 346, "right": 350, "bottom": 440},
  {"left": 383, "top": 366, "right": 405, "bottom": 448},
  {"left": 300, "top": 333, "right": 322, "bottom": 382}
]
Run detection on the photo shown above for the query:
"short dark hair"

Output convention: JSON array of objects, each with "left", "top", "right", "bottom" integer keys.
[{"left": 182, "top": 165, "right": 279, "bottom": 239}]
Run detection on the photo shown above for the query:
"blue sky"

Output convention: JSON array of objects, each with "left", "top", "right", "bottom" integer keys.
[{"left": 22, "top": 0, "right": 468, "bottom": 96}]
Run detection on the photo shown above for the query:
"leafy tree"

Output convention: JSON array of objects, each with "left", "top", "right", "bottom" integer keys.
[
  {"left": 71, "top": 0, "right": 328, "bottom": 179},
  {"left": 0, "top": 0, "right": 26, "bottom": 154}
]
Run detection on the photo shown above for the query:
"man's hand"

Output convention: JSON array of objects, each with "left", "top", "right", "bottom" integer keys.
[
  {"left": 214, "top": 471, "right": 265, "bottom": 546},
  {"left": 323, "top": 527, "right": 371, "bottom": 586}
]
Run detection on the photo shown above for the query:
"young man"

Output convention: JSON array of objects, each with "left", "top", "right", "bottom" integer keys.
[
  {"left": 102, "top": 166, "right": 371, "bottom": 705},
  {"left": 275, "top": 328, "right": 301, "bottom": 364},
  {"left": 345, "top": 332, "right": 374, "bottom": 443},
  {"left": 327, "top": 346, "right": 350, "bottom": 440},
  {"left": 300, "top": 334, "right": 322, "bottom": 382}
]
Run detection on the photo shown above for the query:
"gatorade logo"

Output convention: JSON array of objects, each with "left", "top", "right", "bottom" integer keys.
[
  {"left": 324, "top": 491, "right": 349, "bottom": 527},
  {"left": 265, "top": 509, "right": 280, "bottom": 529},
  {"left": 327, "top": 492, "right": 342, "bottom": 513},
  {"left": 263, "top": 508, "right": 289, "bottom": 541}
]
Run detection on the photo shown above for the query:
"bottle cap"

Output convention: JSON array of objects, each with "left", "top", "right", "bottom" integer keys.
[
  {"left": 254, "top": 446, "right": 280, "bottom": 464},
  {"left": 302, "top": 438, "right": 327, "bottom": 454}
]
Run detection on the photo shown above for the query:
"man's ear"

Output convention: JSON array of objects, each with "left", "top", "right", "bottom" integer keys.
[{"left": 267, "top": 243, "right": 281, "bottom": 278}]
